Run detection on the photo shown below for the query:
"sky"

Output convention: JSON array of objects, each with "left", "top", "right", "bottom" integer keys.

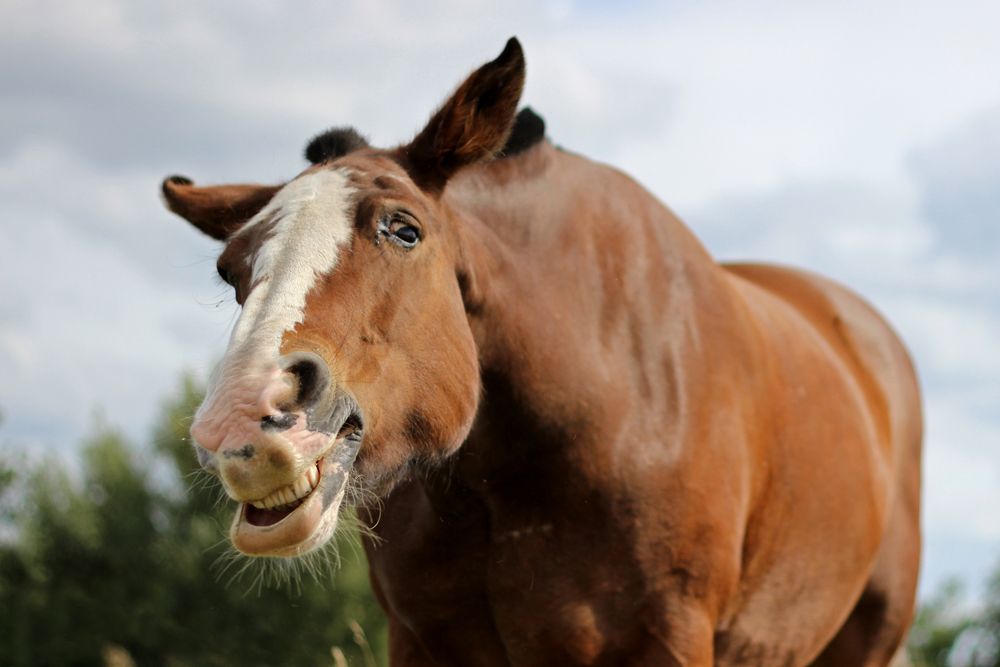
[{"left": 1, "top": 0, "right": 998, "bottom": 603}]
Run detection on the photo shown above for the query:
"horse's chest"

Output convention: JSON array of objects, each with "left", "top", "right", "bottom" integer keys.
[
  {"left": 485, "top": 535, "right": 645, "bottom": 665},
  {"left": 372, "top": 487, "right": 651, "bottom": 665},
  {"left": 487, "top": 507, "right": 671, "bottom": 661}
]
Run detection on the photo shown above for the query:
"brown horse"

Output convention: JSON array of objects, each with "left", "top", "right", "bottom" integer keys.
[{"left": 161, "top": 38, "right": 921, "bottom": 667}]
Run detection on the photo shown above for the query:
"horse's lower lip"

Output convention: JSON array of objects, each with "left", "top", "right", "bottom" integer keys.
[{"left": 231, "top": 464, "right": 329, "bottom": 556}]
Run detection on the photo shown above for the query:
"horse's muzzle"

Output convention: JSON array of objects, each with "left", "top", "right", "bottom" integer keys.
[{"left": 188, "top": 349, "right": 365, "bottom": 555}]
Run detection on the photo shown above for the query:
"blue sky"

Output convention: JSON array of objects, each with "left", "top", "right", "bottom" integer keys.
[{"left": 1, "top": 0, "right": 998, "bottom": 602}]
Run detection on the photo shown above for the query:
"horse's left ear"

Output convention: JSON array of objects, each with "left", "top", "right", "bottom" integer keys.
[
  {"left": 401, "top": 37, "right": 526, "bottom": 193},
  {"left": 161, "top": 176, "right": 284, "bottom": 240}
]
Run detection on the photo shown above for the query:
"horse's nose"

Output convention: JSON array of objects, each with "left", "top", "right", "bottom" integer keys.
[
  {"left": 191, "top": 350, "right": 335, "bottom": 463},
  {"left": 278, "top": 350, "right": 331, "bottom": 414}
]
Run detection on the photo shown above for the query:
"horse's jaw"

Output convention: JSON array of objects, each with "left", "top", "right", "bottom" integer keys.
[{"left": 229, "top": 430, "right": 362, "bottom": 557}]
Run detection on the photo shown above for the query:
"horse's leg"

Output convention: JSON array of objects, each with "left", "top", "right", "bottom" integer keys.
[
  {"left": 633, "top": 600, "right": 717, "bottom": 667},
  {"left": 806, "top": 462, "right": 920, "bottom": 667}
]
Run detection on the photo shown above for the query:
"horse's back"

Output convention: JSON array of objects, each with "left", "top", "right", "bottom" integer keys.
[{"left": 723, "top": 262, "right": 921, "bottom": 667}]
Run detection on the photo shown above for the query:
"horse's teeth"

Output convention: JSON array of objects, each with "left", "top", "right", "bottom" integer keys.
[{"left": 250, "top": 464, "right": 320, "bottom": 511}]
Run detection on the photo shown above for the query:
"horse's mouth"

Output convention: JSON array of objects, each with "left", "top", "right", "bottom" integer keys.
[
  {"left": 244, "top": 463, "right": 320, "bottom": 527},
  {"left": 230, "top": 416, "right": 363, "bottom": 557}
]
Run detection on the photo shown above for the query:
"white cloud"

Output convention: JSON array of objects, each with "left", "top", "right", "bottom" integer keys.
[
  {"left": 556, "top": 0, "right": 1000, "bottom": 209},
  {"left": 924, "top": 398, "right": 1000, "bottom": 541},
  {"left": 892, "top": 298, "right": 1000, "bottom": 379}
]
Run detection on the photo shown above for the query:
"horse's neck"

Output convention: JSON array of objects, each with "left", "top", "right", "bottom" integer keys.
[{"left": 446, "top": 146, "right": 729, "bottom": 483}]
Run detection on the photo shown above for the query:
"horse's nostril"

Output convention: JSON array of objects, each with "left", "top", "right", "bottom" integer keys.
[{"left": 279, "top": 351, "right": 331, "bottom": 412}]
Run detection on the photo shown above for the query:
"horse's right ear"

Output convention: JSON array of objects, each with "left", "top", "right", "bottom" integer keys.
[
  {"left": 161, "top": 175, "right": 283, "bottom": 241},
  {"left": 401, "top": 37, "right": 526, "bottom": 193}
]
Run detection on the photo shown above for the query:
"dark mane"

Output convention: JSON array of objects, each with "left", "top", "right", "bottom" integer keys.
[
  {"left": 304, "top": 127, "right": 370, "bottom": 164},
  {"left": 500, "top": 107, "right": 545, "bottom": 157},
  {"left": 304, "top": 108, "right": 543, "bottom": 166}
]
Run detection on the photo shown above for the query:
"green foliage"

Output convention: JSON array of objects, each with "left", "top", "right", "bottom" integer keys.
[
  {"left": 909, "top": 579, "right": 975, "bottom": 667},
  {"left": 909, "top": 577, "right": 1000, "bottom": 667},
  {"left": 0, "top": 375, "right": 387, "bottom": 667}
]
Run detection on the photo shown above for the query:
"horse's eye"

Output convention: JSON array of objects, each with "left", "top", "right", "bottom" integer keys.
[
  {"left": 387, "top": 219, "right": 421, "bottom": 248},
  {"left": 392, "top": 224, "right": 420, "bottom": 245},
  {"left": 218, "top": 266, "right": 237, "bottom": 288}
]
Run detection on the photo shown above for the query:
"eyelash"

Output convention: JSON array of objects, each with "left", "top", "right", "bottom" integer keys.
[{"left": 218, "top": 267, "right": 237, "bottom": 287}]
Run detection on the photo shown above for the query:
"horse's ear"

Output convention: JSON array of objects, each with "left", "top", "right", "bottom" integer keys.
[
  {"left": 161, "top": 175, "right": 283, "bottom": 241},
  {"left": 401, "top": 37, "right": 526, "bottom": 193}
]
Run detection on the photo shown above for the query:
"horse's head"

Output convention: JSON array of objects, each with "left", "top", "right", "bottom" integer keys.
[{"left": 161, "top": 39, "right": 525, "bottom": 557}]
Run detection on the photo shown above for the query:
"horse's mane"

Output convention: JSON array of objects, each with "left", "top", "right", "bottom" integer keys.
[
  {"left": 499, "top": 107, "right": 545, "bottom": 157},
  {"left": 304, "top": 127, "right": 369, "bottom": 164},
  {"left": 303, "top": 107, "right": 545, "bottom": 166}
]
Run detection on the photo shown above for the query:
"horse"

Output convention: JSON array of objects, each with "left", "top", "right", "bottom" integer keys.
[{"left": 161, "top": 38, "right": 921, "bottom": 667}]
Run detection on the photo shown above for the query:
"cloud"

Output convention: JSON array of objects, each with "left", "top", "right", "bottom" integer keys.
[
  {"left": 687, "top": 179, "right": 928, "bottom": 271},
  {"left": 911, "top": 106, "right": 1000, "bottom": 259},
  {"left": 924, "top": 397, "right": 1000, "bottom": 538},
  {"left": 568, "top": 0, "right": 1000, "bottom": 210}
]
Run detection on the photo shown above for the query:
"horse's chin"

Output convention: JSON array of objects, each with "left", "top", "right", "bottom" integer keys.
[{"left": 229, "top": 433, "right": 360, "bottom": 557}]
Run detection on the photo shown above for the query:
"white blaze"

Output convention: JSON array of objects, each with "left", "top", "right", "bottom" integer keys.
[
  {"left": 196, "top": 168, "right": 356, "bottom": 425},
  {"left": 230, "top": 168, "right": 355, "bottom": 359}
]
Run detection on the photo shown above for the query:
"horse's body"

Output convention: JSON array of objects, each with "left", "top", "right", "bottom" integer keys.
[
  {"left": 363, "top": 140, "right": 921, "bottom": 667},
  {"left": 162, "top": 39, "right": 920, "bottom": 666}
]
